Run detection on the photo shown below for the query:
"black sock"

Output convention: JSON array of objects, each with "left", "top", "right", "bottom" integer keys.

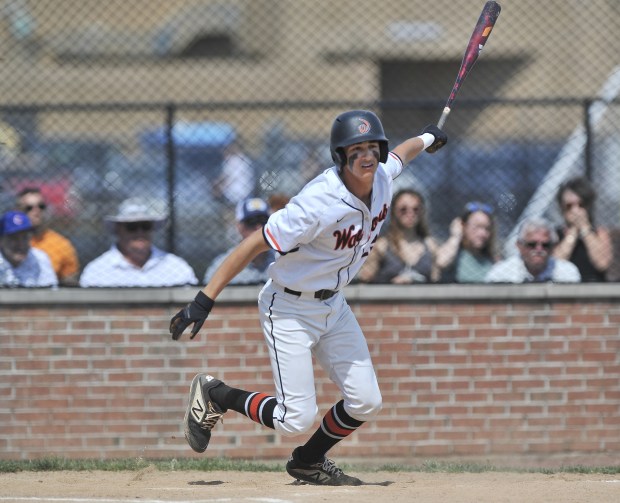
[
  {"left": 298, "top": 400, "right": 364, "bottom": 464},
  {"left": 210, "top": 383, "right": 276, "bottom": 429}
]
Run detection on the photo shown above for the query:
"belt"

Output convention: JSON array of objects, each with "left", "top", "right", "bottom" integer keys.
[{"left": 284, "top": 287, "right": 338, "bottom": 301}]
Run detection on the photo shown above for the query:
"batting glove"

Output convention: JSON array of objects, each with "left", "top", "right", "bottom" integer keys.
[
  {"left": 170, "top": 291, "right": 215, "bottom": 340},
  {"left": 422, "top": 124, "right": 448, "bottom": 153}
]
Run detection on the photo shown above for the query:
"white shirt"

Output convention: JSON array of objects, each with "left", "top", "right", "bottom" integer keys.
[
  {"left": 0, "top": 248, "right": 58, "bottom": 287},
  {"left": 204, "top": 247, "right": 275, "bottom": 285},
  {"left": 80, "top": 245, "right": 198, "bottom": 287},
  {"left": 263, "top": 153, "right": 402, "bottom": 292},
  {"left": 484, "top": 255, "right": 581, "bottom": 283}
]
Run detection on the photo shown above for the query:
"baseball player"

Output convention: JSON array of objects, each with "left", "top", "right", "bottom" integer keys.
[{"left": 170, "top": 110, "right": 447, "bottom": 485}]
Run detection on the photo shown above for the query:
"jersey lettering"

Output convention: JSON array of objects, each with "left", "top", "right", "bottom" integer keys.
[
  {"left": 333, "top": 225, "right": 363, "bottom": 250},
  {"left": 362, "top": 235, "right": 378, "bottom": 258},
  {"left": 371, "top": 204, "right": 389, "bottom": 231}
]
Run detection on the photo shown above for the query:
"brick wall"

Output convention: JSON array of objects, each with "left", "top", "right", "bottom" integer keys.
[{"left": 1, "top": 285, "right": 619, "bottom": 462}]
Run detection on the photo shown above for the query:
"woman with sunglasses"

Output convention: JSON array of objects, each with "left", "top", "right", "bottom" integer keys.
[
  {"left": 358, "top": 188, "right": 439, "bottom": 284},
  {"left": 553, "top": 176, "right": 612, "bottom": 282},
  {"left": 436, "top": 201, "right": 499, "bottom": 283}
]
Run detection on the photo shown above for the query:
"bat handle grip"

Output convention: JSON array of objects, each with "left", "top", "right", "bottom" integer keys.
[{"left": 437, "top": 106, "right": 451, "bottom": 129}]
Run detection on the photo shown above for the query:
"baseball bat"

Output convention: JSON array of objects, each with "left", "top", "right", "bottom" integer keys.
[{"left": 436, "top": 1, "right": 502, "bottom": 129}]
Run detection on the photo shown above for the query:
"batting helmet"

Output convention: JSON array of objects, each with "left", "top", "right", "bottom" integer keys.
[{"left": 330, "top": 110, "right": 389, "bottom": 167}]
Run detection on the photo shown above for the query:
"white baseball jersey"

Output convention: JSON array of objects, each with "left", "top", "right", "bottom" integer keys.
[{"left": 263, "top": 152, "right": 403, "bottom": 291}]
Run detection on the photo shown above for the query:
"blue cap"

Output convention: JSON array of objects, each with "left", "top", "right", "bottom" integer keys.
[
  {"left": 235, "top": 197, "right": 270, "bottom": 223},
  {"left": 0, "top": 211, "right": 33, "bottom": 236}
]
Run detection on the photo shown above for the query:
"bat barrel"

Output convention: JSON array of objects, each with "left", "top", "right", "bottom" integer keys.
[{"left": 435, "top": 1, "right": 500, "bottom": 130}]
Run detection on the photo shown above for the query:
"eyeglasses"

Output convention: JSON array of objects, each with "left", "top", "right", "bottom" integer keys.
[
  {"left": 124, "top": 221, "right": 154, "bottom": 232},
  {"left": 522, "top": 240, "right": 552, "bottom": 250},
  {"left": 23, "top": 203, "right": 47, "bottom": 212},
  {"left": 465, "top": 201, "right": 494, "bottom": 215},
  {"left": 396, "top": 205, "right": 420, "bottom": 215}
]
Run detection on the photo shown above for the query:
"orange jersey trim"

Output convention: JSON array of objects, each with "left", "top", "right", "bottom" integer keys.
[{"left": 264, "top": 227, "right": 282, "bottom": 252}]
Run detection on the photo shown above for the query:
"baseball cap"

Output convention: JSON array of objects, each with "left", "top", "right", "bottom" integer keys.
[
  {"left": 105, "top": 197, "right": 167, "bottom": 230},
  {"left": 235, "top": 197, "right": 270, "bottom": 224},
  {"left": 0, "top": 211, "right": 33, "bottom": 236}
]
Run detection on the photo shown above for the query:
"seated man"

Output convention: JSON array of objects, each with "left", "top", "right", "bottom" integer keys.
[
  {"left": 0, "top": 211, "right": 58, "bottom": 287},
  {"left": 485, "top": 217, "right": 581, "bottom": 283},
  {"left": 79, "top": 198, "right": 198, "bottom": 287},
  {"left": 204, "top": 197, "right": 275, "bottom": 285},
  {"left": 16, "top": 187, "right": 81, "bottom": 286}
]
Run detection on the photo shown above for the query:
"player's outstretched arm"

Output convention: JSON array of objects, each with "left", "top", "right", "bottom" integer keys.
[
  {"left": 393, "top": 125, "right": 448, "bottom": 165},
  {"left": 169, "top": 229, "right": 271, "bottom": 340},
  {"left": 205, "top": 228, "right": 271, "bottom": 299}
]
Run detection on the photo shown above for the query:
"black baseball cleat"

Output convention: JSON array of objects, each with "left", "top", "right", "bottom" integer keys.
[
  {"left": 286, "top": 447, "right": 363, "bottom": 486},
  {"left": 183, "top": 374, "right": 226, "bottom": 453}
]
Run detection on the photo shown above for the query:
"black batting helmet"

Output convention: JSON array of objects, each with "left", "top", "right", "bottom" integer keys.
[{"left": 330, "top": 110, "right": 389, "bottom": 168}]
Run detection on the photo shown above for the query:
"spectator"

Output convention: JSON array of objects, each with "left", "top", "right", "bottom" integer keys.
[
  {"left": 213, "top": 141, "right": 255, "bottom": 205},
  {"left": 485, "top": 217, "right": 580, "bottom": 283},
  {"left": 553, "top": 176, "right": 612, "bottom": 282},
  {"left": 0, "top": 210, "right": 58, "bottom": 287},
  {"left": 204, "top": 197, "right": 275, "bottom": 285},
  {"left": 437, "top": 201, "right": 499, "bottom": 283},
  {"left": 358, "top": 188, "right": 439, "bottom": 284},
  {"left": 16, "top": 187, "right": 80, "bottom": 286},
  {"left": 79, "top": 198, "right": 198, "bottom": 287}
]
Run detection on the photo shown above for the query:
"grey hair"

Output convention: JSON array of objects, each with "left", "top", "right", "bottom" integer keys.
[{"left": 517, "top": 217, "right": 558, "bottom": 244}]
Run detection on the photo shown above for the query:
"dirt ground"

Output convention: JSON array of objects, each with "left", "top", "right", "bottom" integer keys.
[{"left": 1, "top": 468, "right": 619, "bottom": 503}]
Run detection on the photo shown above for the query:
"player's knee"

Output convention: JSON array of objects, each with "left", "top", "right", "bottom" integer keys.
[
  {"left": 274, "top": 404, "right": 317, "bottom": 437},
  {"left": 346, "top": 391, "right": 383, "bottom": 422},
  {"left": 361, "top": 393, "right": 383, "bottom": 420}
]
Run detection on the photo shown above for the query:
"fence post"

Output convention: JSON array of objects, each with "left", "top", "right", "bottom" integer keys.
[
  {"left": 584, "top": 98, "right": 593, "bottom": 180},
  {"left": 165, "top": 103, "right": 176, "bottom": 254}
]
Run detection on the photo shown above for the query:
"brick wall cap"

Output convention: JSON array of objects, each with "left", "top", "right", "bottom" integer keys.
[{"left": 1, "top": 283, "right": 619, "bottom": 305}]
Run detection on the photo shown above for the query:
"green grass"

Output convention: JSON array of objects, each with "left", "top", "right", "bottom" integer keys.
[
  {"left": 0, "top": 457, "right": 282, "bottom": 473},
  {"left": 1, "top": 457, "right": 618, "bottom": 475}
]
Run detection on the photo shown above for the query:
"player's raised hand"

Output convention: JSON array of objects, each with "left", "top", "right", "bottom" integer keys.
[
  {"left": 422, "top": 124, "right": 448, "bottom": 153},
  {"left": 170, "top": 291, "right": 215, "bottom": 340}
]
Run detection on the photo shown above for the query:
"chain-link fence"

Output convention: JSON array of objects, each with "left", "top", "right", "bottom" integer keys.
[{"left": 1, "top": 0, "right": 619, "bottom": 285}]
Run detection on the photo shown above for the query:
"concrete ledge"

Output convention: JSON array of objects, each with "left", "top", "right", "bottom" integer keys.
[{"left": 1, "top": 282, "right": 619, "bottom": 305}]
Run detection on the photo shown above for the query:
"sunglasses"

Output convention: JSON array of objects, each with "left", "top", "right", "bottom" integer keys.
[
  {"left": 124, "top": 221, "right": 154, "bottom": 232},
  {"left": 522, "top": 240, "right": 552, "bottom": 250},
  {"left": 465, "top": 201, "right": 494, "bottom": 215},
  {"left": 23, "top": 203, "right": 47, "bottom": 212},
  {"left": 396, "top": 205, "right": 420, "bottom": 215}
]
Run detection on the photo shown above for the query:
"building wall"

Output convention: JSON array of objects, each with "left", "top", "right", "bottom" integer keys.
[
  {"left": 1, "top": 285, "right": 618, "bottom": 462},
  {"left": 1, "top": 1, "right": 619, "bottom": 142}
]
